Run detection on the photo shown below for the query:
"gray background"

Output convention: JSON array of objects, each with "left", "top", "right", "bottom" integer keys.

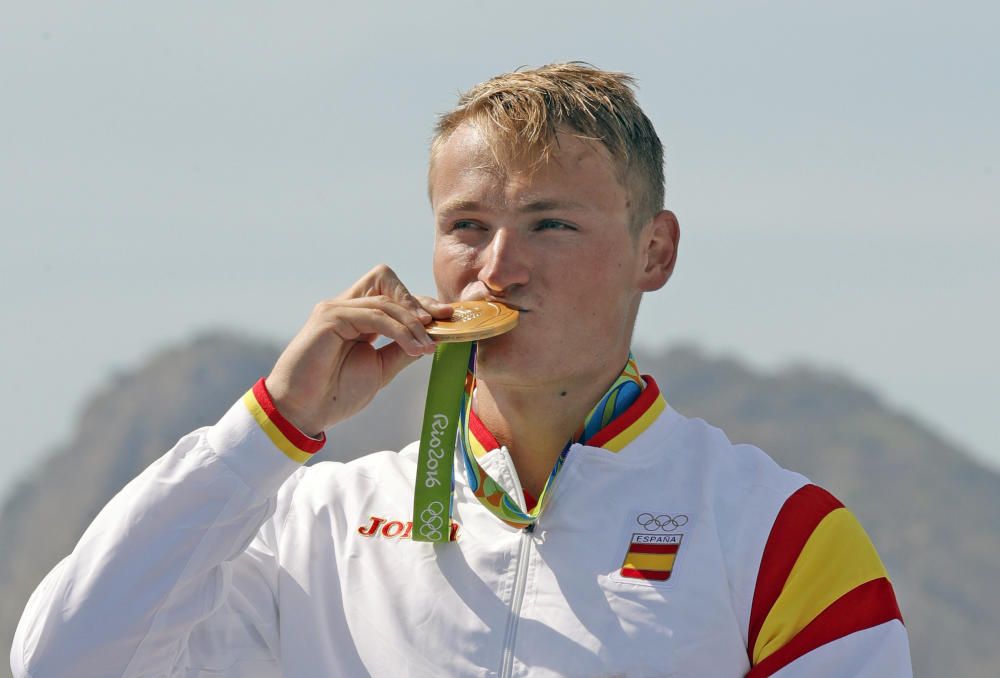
[{"left": 2, "top": 0, "right": 997, "bottom": 505}]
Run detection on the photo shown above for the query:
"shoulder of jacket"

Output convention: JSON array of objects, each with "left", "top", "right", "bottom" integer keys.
[
  {"left": 660, "top": 414, "right": 888, "bottom": 657},
  {"left": 641, "top": 409, "right": 810, "bottom": 603},
  {"left": 653, "top": 408, "right": 808, "bottom": 500}
]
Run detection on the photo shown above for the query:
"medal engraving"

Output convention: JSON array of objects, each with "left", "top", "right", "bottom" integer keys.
[{"left": 426, "top": 301, "right": 519, "bottom": 342}]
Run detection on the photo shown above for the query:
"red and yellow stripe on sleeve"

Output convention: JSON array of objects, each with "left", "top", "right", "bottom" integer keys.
[
  {"left": 242, "top": 378, "right": 325, "bottom": 463},
  {"left": 746, "top": 484, "right": 903, "bottom": 677}
]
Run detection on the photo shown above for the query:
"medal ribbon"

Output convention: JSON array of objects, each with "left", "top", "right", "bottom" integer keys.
[{"left": 412, "top": 341, "right": 473, "bottom": 542}]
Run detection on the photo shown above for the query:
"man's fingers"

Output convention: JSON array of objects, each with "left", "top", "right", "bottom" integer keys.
[
  {"left": 384, "top": 277, "right": 431, "bottom": 323},
  {"left": 413, "top": 295, "right": 453, "bottom": 320},
  {"left": 326, "top": 306, "right": 434, "bottom": 357},
  {"left": 344, "top": 264, "right": 400, "bottom": 298},
  {"left": 344, "top": 264, "right": 434, "bottom": 323},
  {"left": 332, "top": 297, "right": 435, "bottom": 349}
]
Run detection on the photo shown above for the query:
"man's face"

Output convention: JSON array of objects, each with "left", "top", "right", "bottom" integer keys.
[{"left": 430, "top": 123, "right": 651, "bottom": 388}]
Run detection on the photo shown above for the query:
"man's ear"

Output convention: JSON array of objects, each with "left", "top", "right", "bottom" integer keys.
[{"left": 636, "top": 210, "right": 680, "bottom": 292}]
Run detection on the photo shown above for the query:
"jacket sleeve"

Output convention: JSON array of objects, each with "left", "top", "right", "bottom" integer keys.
[
  {"left": 10, "top": 379, "right": 324, "bottom": 678},
  {"left": 744, "top": 484, "right": 912, "bottom": 677}
]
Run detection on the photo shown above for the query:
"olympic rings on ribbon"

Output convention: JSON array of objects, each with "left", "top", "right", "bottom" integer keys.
[{"left": 417, "top": 501, "right": 447, "bottom": 541}]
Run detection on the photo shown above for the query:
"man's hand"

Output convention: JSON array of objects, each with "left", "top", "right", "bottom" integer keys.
[{"left": 264, "top": 265, "right": 452, "bottom": 436}]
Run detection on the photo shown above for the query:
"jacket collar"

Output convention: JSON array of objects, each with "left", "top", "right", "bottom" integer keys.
[{"left": 467, "top": 375, "right": 667, "bottom": 456}]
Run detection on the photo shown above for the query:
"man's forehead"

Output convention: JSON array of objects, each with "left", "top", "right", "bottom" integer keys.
[
  {"left": 429, "top": 122, "right": 620, "bottom": 208},
  {"left": 435, "top": 121, "right": 610, "bottom": 168}
]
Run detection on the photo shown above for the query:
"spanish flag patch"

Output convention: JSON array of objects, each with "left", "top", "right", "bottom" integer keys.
[{"left": 620, "top": 532, "right": 683, "bottom": 582}]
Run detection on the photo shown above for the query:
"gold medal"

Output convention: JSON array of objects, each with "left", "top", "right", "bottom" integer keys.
[{"left": 426, "top": 301, "right": 519, "bottom": 343}]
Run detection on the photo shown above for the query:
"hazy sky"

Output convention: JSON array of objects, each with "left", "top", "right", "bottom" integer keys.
[{"left": 2, "top": 1, "right": 997, "bottom": 503}]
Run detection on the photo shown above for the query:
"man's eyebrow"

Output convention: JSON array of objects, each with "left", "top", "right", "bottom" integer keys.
[
  {"left": 437, "top": 199, "right": 483, "bottom": 215},
  {"left": 437, "top": 198, "right": 587, "bottom": 215},
  {"left": 518, "top": 199, "right": 586, "bottom": 212}
]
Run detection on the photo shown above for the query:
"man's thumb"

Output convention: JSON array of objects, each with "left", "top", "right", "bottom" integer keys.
[{"left": 377, "top": 341, "right": 423, "bottom": 388}]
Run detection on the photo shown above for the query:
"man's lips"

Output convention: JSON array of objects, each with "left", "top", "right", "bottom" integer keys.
[
  {"left": 499, "top": 303, "right": 529, "bottom": 313},
  {"left": 456, "top": 292, "right": 529, "bottom": 313}
]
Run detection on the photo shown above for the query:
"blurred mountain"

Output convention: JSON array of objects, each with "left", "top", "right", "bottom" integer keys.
[{"left": 2, "top": 333, "right": 997, "bottom": 676}]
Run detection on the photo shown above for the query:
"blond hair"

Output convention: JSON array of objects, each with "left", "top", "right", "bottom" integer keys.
[{"left": 430, "top": 62, "right": 664, "bottom": 232}]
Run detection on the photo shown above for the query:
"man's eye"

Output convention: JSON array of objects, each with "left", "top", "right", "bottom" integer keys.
[
  {"left": 452, "top": 220, "right": 482, "bottom": 231},
  {"left": 537, "top": 220, "right": 575, "bottom": 231}
]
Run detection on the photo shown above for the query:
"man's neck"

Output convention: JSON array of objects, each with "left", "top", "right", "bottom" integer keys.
[{"left": 473, "top": 355, "right": 629, "bottom": 498}]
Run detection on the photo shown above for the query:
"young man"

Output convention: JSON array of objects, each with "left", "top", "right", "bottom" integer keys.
[{"left": 12, "top": 64, "right": 911, "bottom": 677}]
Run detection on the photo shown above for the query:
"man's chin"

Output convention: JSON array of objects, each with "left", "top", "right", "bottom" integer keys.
[{"left": 473, "top": 333, "right": 537, "bottom": 380}]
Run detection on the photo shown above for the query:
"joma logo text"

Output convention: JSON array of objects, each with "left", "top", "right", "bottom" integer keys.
[{"left": 357, "top": 515, "right": 460, "bottom": 542}]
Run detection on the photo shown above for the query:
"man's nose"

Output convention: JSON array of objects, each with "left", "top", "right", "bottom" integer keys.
[{"left": 478, "top": 228, "right": 530, "bottom": 294}]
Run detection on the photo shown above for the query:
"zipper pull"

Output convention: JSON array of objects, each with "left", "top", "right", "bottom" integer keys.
[{"left": 525, "top": 523, "right": 535, "bottom": 534}]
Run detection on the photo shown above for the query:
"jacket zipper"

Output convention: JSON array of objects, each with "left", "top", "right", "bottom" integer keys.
[
  {"left": 497, "top": 446, "right": 573, "bottom": 677},
  {"left": 499, "top": 523, "right": 534, "bottom": 678}
]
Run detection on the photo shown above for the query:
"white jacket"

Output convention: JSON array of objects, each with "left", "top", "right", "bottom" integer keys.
[{"left": 11, "top": 377, "right": 911, "bottom": 677}]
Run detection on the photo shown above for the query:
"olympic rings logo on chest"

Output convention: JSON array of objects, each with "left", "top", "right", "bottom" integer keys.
[{"left": 635, "top": 512, "right": 689, "bottom": 531}]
